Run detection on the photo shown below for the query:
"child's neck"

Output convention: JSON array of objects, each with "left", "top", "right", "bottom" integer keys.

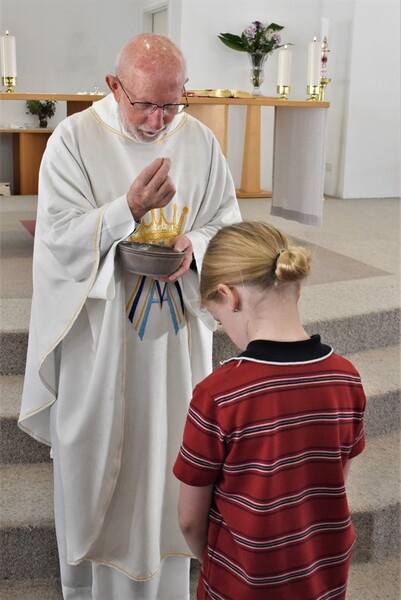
[{"left": 246, "top": 298, "right": 309, "bottom": 344}]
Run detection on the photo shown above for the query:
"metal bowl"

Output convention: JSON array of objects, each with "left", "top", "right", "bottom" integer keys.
[{"left": 118, "top": 240, "right": 186, "bottom": 277}]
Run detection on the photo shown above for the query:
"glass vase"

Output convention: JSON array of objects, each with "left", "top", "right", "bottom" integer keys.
[{"left": 248, "top": 52, "right": 268, "bottom": 96}]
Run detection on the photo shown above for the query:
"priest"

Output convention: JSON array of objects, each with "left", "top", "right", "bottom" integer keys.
[{"left": 19, "top": 33, "right": 241, "bottom": 599}]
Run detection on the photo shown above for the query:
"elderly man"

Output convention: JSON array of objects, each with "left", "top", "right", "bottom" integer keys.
[{"left": 19, "top": 34, "right": 240, "bottom": 599}]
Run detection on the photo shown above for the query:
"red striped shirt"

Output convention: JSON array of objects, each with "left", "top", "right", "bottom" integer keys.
[{"left": 173, "top": 336, "right": 366, "bottom": 600}]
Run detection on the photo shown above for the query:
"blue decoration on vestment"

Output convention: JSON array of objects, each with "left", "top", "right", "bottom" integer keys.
[{"left": 127, "top": 277, "right": 185, "bottom": 340}]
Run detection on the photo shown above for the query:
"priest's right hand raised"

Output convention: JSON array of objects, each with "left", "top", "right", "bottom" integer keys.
[{"left": 126, "top": 157, "right": 176, "bottom": 222}]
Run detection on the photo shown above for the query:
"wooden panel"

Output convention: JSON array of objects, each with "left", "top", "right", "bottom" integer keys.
[
  {"left": 185, "top": 104, "right": 228, "bottom": 156},
  {"left": 14, "top": 130, "right": 52, "bottom": 194},
  {"left": 237, "top": 106, "right": 271, "bottom": 198},
  {"left": 66, "top": 100, "right": 94, "bottom": 116}
]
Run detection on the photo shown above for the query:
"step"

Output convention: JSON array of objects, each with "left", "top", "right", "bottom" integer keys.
[
  {"left": 0, "top": 431, "right": 399, "bottom": 583},
  {"left": 1, "top": 345, "right": 399, "bottom": 465},
  {"left": 347, "top": 555, "right": 401, "bottom": 599},
  {"left": 0, "top": 463, "right": 59, "bottom": 581},
  {"left": 0, "top": 579, "right": 62, "bottom": 600},
  {"left": 347, "top": 430, "right": 401, "bottom": 562},
  {"left": 348, "top": 346, "right": 401, "bottom": 438},
  {"left": 0, "top": 295, "right": 399, "bottom": 375},
  {"left": 212, "top": 307, "right": 400, "bottom": 369},
  {"left": 0, "top": 375, "right": 51, "bottom": 463}
]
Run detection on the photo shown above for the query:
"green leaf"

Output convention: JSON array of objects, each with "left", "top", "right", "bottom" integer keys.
[
  {"left": 218, "top": 34, "right": 247, "bottom": 52},
  {"left": 219, "top": 32, "right": 244, "bottom": 44},
  {"left": 267, "top": 23, "right": 284, "bottom": 32},
  {"left": 240, "top": 32, "right": 251, "bottom": 50}
]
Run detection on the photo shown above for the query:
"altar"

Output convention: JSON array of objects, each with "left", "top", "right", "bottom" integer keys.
[{"left": 0, "top": 92, "right": 329, "bottom": 225}]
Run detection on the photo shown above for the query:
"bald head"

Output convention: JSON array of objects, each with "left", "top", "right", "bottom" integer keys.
[{"left": 116, "top": 34, "right": 187, "bottom": 83}]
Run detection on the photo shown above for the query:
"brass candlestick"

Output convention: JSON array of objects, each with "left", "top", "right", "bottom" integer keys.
[
  {"left": 306, "top": 84, "right": 320, "bottom": 101},
  {"left": 319, "top": 76, "right": 331, "bottom": 101},
  {"left": 277, "top": 85, "right": 290, "bottom": 100},
  {"left": 1, "top": 75, "right": 16, "bottom": 93}
]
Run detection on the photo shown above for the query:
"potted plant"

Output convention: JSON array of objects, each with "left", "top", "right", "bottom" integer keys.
[{"left": 26, "top": 99, "right": 57, "bottom": 128}]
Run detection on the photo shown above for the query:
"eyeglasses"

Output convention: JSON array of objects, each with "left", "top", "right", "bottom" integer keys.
[{"left": 117, "top": 77, "right": 189, "bottom": 116}]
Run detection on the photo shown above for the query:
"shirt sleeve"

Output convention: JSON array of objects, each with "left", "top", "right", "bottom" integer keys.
[{"left": 173, "top": 383, "right": 226, "bottom": 487}]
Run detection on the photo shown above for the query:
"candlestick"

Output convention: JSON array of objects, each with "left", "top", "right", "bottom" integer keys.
[
  {"left": 306, "top": 84, "right": 320, "bottom": 101},
  {"left": 277, "top": 45, "right": 292, "bottom": 87},
  {"left": 276, "top": 85, "right": 290, "bottom": 100},
  {"left": 1, "top": 75, "right": 17, "bottom": 93},
  {"left": 0, "top": 31, "right": 17, "bottom": 77}
]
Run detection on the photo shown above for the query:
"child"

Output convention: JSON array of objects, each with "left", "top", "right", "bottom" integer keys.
[{"left": 173, "top": 221, "right": 366, "bottom": 600}]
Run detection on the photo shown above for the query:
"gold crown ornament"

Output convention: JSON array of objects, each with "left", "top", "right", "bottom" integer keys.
[{"left": 130, "top": 205, "right": 189, "bottom": 247}]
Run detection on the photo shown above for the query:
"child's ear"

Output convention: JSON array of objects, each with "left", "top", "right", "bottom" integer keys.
[{"left": 216, "top": 284, "right": 240, "bottom": 312}]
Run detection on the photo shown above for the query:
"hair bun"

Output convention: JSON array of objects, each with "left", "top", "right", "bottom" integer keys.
[{"left": 274, "top": 246, "right": 311, "bottom": 282}]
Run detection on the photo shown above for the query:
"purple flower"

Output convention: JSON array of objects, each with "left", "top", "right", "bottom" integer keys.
[
  {"left": 218, "top": 20, "right": 289, "bottom": 54},
  {"left": 244, "top": 25, "right": 257, "bottom": 38}
]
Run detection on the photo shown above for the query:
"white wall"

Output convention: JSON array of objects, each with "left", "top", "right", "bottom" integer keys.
[
  {"left": 175, "top": 0, "right": 400, "bottom": 198},
  {"left": 341, "top": 0, "right": 400, "bottom": 198},
  {"left": 1, "top": 0, "right": 400, "bottom": 199},
  {"left": 0, "top": 0, "right": 141, "bottom": 185}
]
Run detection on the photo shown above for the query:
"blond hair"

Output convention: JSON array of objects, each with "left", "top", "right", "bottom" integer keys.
[{"left": 200, "top": 221, "right": 311, "bottom": 304}]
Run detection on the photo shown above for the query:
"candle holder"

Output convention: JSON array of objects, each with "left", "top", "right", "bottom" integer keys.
[
  {"left": 319, "top": 76, "right": 331, "bottom": 101},
  {"left": 1, "top": 75, "right": 16, "bottom": 93},
  {"left": 306, "top": 84, "right": 320, "bottom": 101},
  {"left": 276, "top": 85, "right": 290, "bottom": 100}
]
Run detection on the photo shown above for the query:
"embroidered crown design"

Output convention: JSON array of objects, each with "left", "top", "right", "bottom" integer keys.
[{"left": 130, "top": 204, "right": 189, "bottom": 247}]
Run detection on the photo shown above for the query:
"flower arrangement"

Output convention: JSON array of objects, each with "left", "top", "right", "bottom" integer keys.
[{"left": 218, "top": 20, "right": 289, "bottom": 55}]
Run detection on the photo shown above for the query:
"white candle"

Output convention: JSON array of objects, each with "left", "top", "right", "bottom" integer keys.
[
  {"left": 277, "top": 45, "right": 292, "bottom": 86},
  {"left": 320, "top": 18, "right": 329, "bottom": 43},
  {"left": 0, "top": 31, "right": 17, "bottom": 77},
  {"left": 307, "top": 37, "right": 321, "bottom": 87}
]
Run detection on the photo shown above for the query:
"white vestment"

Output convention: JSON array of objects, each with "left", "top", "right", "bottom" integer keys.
[{"left": 19, "top": 94, "right": 241, "bottom": 585}]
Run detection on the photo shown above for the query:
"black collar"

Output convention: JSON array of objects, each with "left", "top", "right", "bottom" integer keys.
[{"left": 234, "top": 335, "right": 333, "bottom": 364}]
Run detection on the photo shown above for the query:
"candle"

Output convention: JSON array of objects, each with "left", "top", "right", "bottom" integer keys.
[
  {"left": 277, "top": 45, "right": 292, "bottom": 86},
  {"left": 307, "top": 37, "right": 321, "bottom": 87},
  {"left": 0, "top": 31, "right": 17, "bottom": 77},
  {"left": 320, "top": 18, "right": 329, "bottom": 43}
]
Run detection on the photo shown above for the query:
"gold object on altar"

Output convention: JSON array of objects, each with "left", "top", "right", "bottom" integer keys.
[
  {"left": 1, "top": 76, "right": 16, "bottom": 93},
  {"left": 319, "top": 77, "right": 331, "bottom": 102},
  {"left": 130, "top": 205, "right": 189, "bottom": 247},
  {"left": 276, "top": 85, "right": 290, "bottom": 100},
  {"left": 187, "top": 89, "right": 253, "bottom": 99},
  {"left": 306, "top": 84, "right": 320, "bottom": 101}
]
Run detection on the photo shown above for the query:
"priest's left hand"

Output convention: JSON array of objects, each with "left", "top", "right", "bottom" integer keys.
[{"left": 157, "top": 235, "right": 193, "bottom": 283}]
